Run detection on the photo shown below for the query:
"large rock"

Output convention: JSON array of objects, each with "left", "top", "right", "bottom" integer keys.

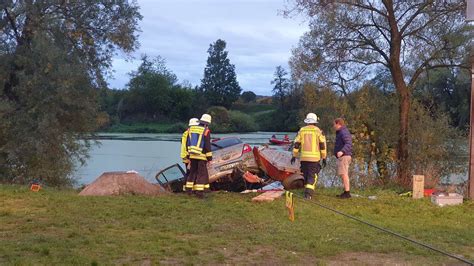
[{"left": 79, "top": 171, "right": 166, "bottom": 196}]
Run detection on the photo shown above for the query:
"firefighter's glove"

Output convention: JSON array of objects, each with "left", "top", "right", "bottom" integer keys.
[
  {"left": 322, "top": 159, "right": 327, "bottom": 168},
  {"left": 290, "top": 157, "right": 296, "bottom": 165}
]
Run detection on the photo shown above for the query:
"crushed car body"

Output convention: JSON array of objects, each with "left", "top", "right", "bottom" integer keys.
[{"left": 155, "top": 137, "right": 304, "bottom": 192}]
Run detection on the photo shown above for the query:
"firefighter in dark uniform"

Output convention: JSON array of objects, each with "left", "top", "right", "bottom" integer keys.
[
  {"left": 291, "top": 113, "right": 327, "bottom": 199},
  {"left": 186, "top": 114, "right": 212, "bottom": 198}
]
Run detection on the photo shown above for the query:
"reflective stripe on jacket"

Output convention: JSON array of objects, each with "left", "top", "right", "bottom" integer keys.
[
  {"left": 292, "top": 125, "right": 327, "bottom": 162},
  {"left": 180, "top": 129, "right": 189, "bottom": 163},
  {"left": 187, "top": 125, "right": 212, "bottom": 161}
]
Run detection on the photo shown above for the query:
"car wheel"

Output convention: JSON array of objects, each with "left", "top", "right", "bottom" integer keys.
[{"left": 282, "top": 174, "right": 304, "bottom": 190}]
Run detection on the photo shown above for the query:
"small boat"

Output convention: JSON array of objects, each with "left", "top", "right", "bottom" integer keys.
[
  {"left": 269, "top": 138, "right": 291, "bottom": 145},
  {"left": 269, "top": 134, "right": 291, "bottom": 145},
  {"left": 252, "top": 146, "right": 304, "bottom": 189}
]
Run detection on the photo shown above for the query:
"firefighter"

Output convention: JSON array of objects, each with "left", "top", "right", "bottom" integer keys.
[
  {"left": 180, "top": 118, "right": 200, "bottom": 192},
  {"left": 290, "top": 113, "right": 327, "bottom": 199},
  {"left": 186, "top": 114, "right": 212, "bottom": 198}
]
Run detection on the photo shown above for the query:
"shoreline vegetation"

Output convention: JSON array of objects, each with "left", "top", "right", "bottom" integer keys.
[{"left": 102, "top": 103, "right": 277, "bottom": 134}]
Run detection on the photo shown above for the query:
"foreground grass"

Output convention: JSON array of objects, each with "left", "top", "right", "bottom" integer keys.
[{"left": 1, "top": 186, "right": 473, "bottom": 265}]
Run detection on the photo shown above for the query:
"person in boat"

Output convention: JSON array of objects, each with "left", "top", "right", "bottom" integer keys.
[
  {"left": 271, "top": 134, "right": 276, "bottom": 139},
  {"left": 283, "top": 134, "right": 289, "bottom": 142},
  {"left": 180, "top": 118, "right": 200, "bottom": 191},
  {"left": 186, "top": 114, "right": 213, "bottom": 199},
  {"left": 290, "top": 113, "right": 327, "bottom": 200},
  {"left": 333, "top": 118, "right": 353, "bottom": 199}
]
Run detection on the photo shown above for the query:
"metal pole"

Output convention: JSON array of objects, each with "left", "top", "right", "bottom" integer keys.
[
  {"left": 467, "top": 0, "right": 474, "bottom": 199},
  {"left": 469, "top": 53, "right": 474, "bottom": 199}
]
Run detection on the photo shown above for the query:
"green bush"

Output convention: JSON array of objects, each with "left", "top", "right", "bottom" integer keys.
[
  {"left": 251, "top": 109, "right": 299, "bottom": 132},
  {"left": 253, "top": 110, "right": 277, "bottom": 131},
  {"left": 207, "top": 106, "right": 230, "bottom": 124},
  {"left": 165, "top": 122, "right": 188, "bottom": 133},
  {"left": 231, "top": 102, "right": 275, "bottom": 114},
  {"left": 207, "top": 106, "right": 231, "bottom": 133},
  {"left": 229, "top": 111, "right": 258, "bottom": 132},
  {"left": 204, "top": 107, "right": 258, "bottom": 133}
]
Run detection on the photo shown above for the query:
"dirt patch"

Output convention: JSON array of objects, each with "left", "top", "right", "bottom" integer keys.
[
  {"left": 208, "top": 244, "right": 322, "bottom": 265},
  {"left": 115, "top": 256, "right": 152, "bottom": 266},
  {"left": 325, "top": 252, "right": 452, "bottom": 265},
  {"left": 79, "top": 172, "right": 166, "bottom": 196},
  {"left": 219, "top": 245, "right": 288, "bottom": 265},
  {"left": 325, "top": 252, "right": 407, "bottom": 265}
]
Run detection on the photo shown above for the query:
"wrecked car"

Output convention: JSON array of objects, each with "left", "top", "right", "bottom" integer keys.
[
  {"left": 155, "top": 137, "right": 304, "bottom": 192},
  {"left": 156, "top": 136, "right": 259, "bottom": 192}
]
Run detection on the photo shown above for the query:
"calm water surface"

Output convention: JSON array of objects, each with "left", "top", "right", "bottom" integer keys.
[
  {"left": 75, "top": 132, "right": 294, "bottom": 184},
  {"left": 75, "top": 132, "right": 468, "bottom": 186}
]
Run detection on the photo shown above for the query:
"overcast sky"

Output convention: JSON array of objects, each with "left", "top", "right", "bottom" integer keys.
[{"left": 107, "top": 0, "right": 308, "bottom": 95}]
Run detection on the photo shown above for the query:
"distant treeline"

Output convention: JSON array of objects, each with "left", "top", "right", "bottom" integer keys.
[
  {"left": 98, "top": 54, "right": 273, "bottom": 133},
  {"left": 99, "top": 55, "right": 471, "bottom": 136}
]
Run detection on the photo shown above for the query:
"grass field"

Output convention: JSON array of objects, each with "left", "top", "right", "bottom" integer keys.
[
  {"left": 1, "top": 185, "right": 473, "bottom": 265},
  {"left": 231, "top": 103, "right": 275, "bottom": 114}
]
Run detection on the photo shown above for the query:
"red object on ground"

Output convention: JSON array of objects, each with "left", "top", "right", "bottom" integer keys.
[
  {"left": 243, "top": 171, "right": 263, "bottom": 183},
  {"left": 30, "top": 184, "right": 41, "bottom": 192},
  {"left": 268, "top": 138, "right": 291, "bottom": 145},
  {"left": 424, "top": 189, "right": 435, "bottom": 197}
]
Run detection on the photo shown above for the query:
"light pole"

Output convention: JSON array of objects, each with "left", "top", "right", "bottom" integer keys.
[
  {"left": 469, "top": 50, "right": 474, "bottom": 199},
  {"left": 467, "top": 0, "right": 473, "bottom": 199}
]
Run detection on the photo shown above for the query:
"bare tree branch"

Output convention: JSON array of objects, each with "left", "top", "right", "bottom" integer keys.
[
  {"left": 370, "top": 8, "right": 390, "bottom": 43},
  {"left": 340, "top": 0, "right": 388, "bottom": 18},
  {"left": 396, "top": 2, "right": 422, "bottom": 23},
  {"left": 3, "top": 7, "right": 20, "bottom": 43},
  {"left": 399, "top": 1, "right": 431, "bottom": 35}
]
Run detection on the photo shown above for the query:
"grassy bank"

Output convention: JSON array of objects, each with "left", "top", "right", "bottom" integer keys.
[
  {"left": 104, "top": 103, "right": 278, "bottom": 133},
  {"left": 106, "top": 122, "right": 186, "bottom": 133},
  {"left": 1, "top": 185, "right": 473, "bottom": 264}
]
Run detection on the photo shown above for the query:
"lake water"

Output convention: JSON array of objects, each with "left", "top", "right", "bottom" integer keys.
[
  {"left": 75, "top": 132, "right": 294, "bottom": 185},
  {"left": 75, "top": 132, "right": 468, "bottom": 186}
]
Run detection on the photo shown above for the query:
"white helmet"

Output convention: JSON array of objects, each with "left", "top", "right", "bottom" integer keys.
[
  {"left": 304, "top": 113, "right": 319, "bottom": 124},
  {"left": 200, "top": 114, "right": 212, "bottom": 124},
  {"left": 188, "top": 118, "right": 199, "bottom": 126}
]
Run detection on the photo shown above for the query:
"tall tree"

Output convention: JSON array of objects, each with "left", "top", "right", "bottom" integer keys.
[
  {"left": 200, "top": 39, "right": 241, "bottom": 108},
  {"left": 0, "top": 1, "right": 141, "bottom": 185},
  {"left": 241, "top": 91, "right": 257, "bottom": 103},
  {"left": 271, "top": 65, "right": 291, "bottom": 109},
  {"left": 288, "top": 0, "right": 471, "bottom": 186},
  {"left": 122, "top": 55, "right": 198, "bottom": 121},
  {"left": 125, "top": 56, "right": 176, "bottom": 118}
]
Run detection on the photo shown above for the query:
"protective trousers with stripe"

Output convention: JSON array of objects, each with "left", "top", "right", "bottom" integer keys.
[
  {"left": 186, "top": 159, "right": 210, "bottom": 194},
  {"left": 300, "top": 161, "right": 321, "bottom": 196}
]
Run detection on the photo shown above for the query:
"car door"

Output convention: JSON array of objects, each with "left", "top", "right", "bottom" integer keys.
[{"left": 155, "top": 164, "right": 186, "bottom": 192}]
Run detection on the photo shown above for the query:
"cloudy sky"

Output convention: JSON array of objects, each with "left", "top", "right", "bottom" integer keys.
[{"left": 107, "top": 0, "right": 308, "bottom": 95}]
